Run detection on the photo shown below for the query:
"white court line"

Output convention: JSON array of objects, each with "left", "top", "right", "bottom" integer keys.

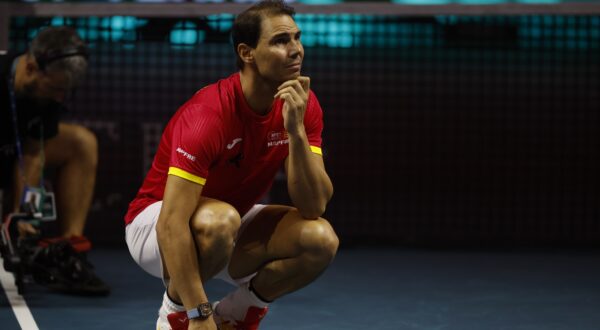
[{"left": 0, "top": 255, "right": 40, "bottom": 330}]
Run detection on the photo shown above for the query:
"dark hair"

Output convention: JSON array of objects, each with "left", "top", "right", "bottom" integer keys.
[
  {"left": 28, "top": 26, "right": 88, "bottom": 88},
  {"left": 232, "top": 0, "right": 296, "bottom": 69}
]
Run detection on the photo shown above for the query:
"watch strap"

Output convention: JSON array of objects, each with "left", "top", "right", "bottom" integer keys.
[
  {"left": 186, "top": 308, "right": 200, "bottom": 319},
  {"left": 186, "top": 302, "right": 213, "bottom": 320}
]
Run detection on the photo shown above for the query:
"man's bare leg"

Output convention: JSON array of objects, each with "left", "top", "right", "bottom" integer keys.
[
  {"left": 228, "top": 205, "right": 339, "bottom": 301},
  {"left": 44, "top": 123, "right": 97, "bottom": 237},
  {"left": 164, "top": 198, "right": 241, "bottom": 303}
]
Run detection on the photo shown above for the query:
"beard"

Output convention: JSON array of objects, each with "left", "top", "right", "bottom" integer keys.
[{"left": 255, "top": 62, "right": 301, "bottom": 87}]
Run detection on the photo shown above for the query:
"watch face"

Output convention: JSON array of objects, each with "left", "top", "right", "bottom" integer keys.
[{"left": 199, "top": 303, "right": 213, "bottom": 318}]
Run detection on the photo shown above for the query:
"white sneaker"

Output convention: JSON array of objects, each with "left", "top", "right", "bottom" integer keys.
[
  {"left": 213, "top": 301, "right": 268, "bottom": 330},
  {"left": 156, "top": 304, "right": 189, "bottom": 330}
]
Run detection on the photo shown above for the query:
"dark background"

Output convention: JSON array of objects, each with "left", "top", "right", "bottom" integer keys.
[{"left": 8, "top": 14, "right": 600, "bottom": 248}]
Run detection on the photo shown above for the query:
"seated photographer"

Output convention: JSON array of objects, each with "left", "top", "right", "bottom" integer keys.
[{"left": 1, "top": 26, "right": 108, "bottom": 295}]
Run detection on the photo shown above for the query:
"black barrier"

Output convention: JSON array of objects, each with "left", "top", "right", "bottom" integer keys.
[{"left": 7, "top": 14, "right": 600, "bottom": 247}]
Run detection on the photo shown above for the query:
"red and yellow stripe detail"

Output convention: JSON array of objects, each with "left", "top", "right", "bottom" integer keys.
[
  {"left": 168, "top": 167, "right": 206, "bottom": 185},
  {"left": 310, "top": 146, "right": 322, "bottom": 155}
]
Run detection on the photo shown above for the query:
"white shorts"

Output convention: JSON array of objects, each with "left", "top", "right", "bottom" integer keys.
[{"left": 125, "top": 201, "right": 266, "bottom": 286}]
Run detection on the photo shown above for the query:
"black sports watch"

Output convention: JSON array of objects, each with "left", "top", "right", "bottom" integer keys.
[{"left": 186, "top": 302, "right": 213, "bottom": 320}]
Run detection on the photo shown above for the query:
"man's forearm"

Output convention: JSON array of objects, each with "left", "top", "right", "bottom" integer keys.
[
  {"left": 156, "top": 174, "right": 214, "bottom": 317},
  {"left": 286, "top": 130, "right": 333, "bottom": 219}
]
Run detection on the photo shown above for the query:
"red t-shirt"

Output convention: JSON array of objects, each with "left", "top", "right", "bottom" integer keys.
[{"left": 124, "top": 73, "right": 324, "bottom": 224}]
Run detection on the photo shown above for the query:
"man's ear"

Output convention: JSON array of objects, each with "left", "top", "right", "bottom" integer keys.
[{"left": 237, "top": 43, "right": 254, "bottom": 65}]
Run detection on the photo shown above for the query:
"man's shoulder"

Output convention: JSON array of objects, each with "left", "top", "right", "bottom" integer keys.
[
  {"left": 184, "top": 73, "right": 238, "bottom": 114},
  {"left": 306, "top": 89, "right": 323, "bottom": 112}
]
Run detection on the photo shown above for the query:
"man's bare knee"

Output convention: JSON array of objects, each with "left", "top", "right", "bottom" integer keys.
[
  {"left": 69, "top": 125, "right": 98, "bottom": 162},
  {"left": 190, "top": 206, "right": 241, "bottom": 245},
  {"left": 299, "top": 218, "right": 339, "bottom": 263},
  {"left": 49, "top": 124, "right": 98, "bottom": 165}
]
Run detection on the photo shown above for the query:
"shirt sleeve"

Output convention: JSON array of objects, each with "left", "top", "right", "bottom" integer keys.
[
  {"left": 168, "top": 105, "right": 223, "bottom": 185},
  {"left": 304, "top": 91, "right": 324, "bottom": 155}
]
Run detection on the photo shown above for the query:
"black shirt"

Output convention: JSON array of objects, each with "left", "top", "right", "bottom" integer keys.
[{"left": 0, "top": 51, "right": 60, "bottom": 190}]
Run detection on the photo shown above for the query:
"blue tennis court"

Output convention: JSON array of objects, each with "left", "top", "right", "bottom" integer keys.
[{"left": 2, "top": 247, "right": 600, "bottom": 330}]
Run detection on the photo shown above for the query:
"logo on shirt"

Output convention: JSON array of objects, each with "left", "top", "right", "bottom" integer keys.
[
  {"left": 227, "top": 138, "right": 243, "bottom": 150},
  {"left": 267, "top": 131, "right": 289, "bottom": 147},
  {"left": 176, "top": 147, "right": 196, "bottom": 162}
]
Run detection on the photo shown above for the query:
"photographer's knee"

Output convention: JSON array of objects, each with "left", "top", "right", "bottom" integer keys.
[{"left": 71, "top": 125, "right": 98, "bottom": 164}]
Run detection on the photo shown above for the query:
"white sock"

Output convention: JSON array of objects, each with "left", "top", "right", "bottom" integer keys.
[
  {"left": 163, "top": 291, "right": 185, "bottom": 313},
  {"left": 215, "top": 281, "right": 269, "bottom": 321}
]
